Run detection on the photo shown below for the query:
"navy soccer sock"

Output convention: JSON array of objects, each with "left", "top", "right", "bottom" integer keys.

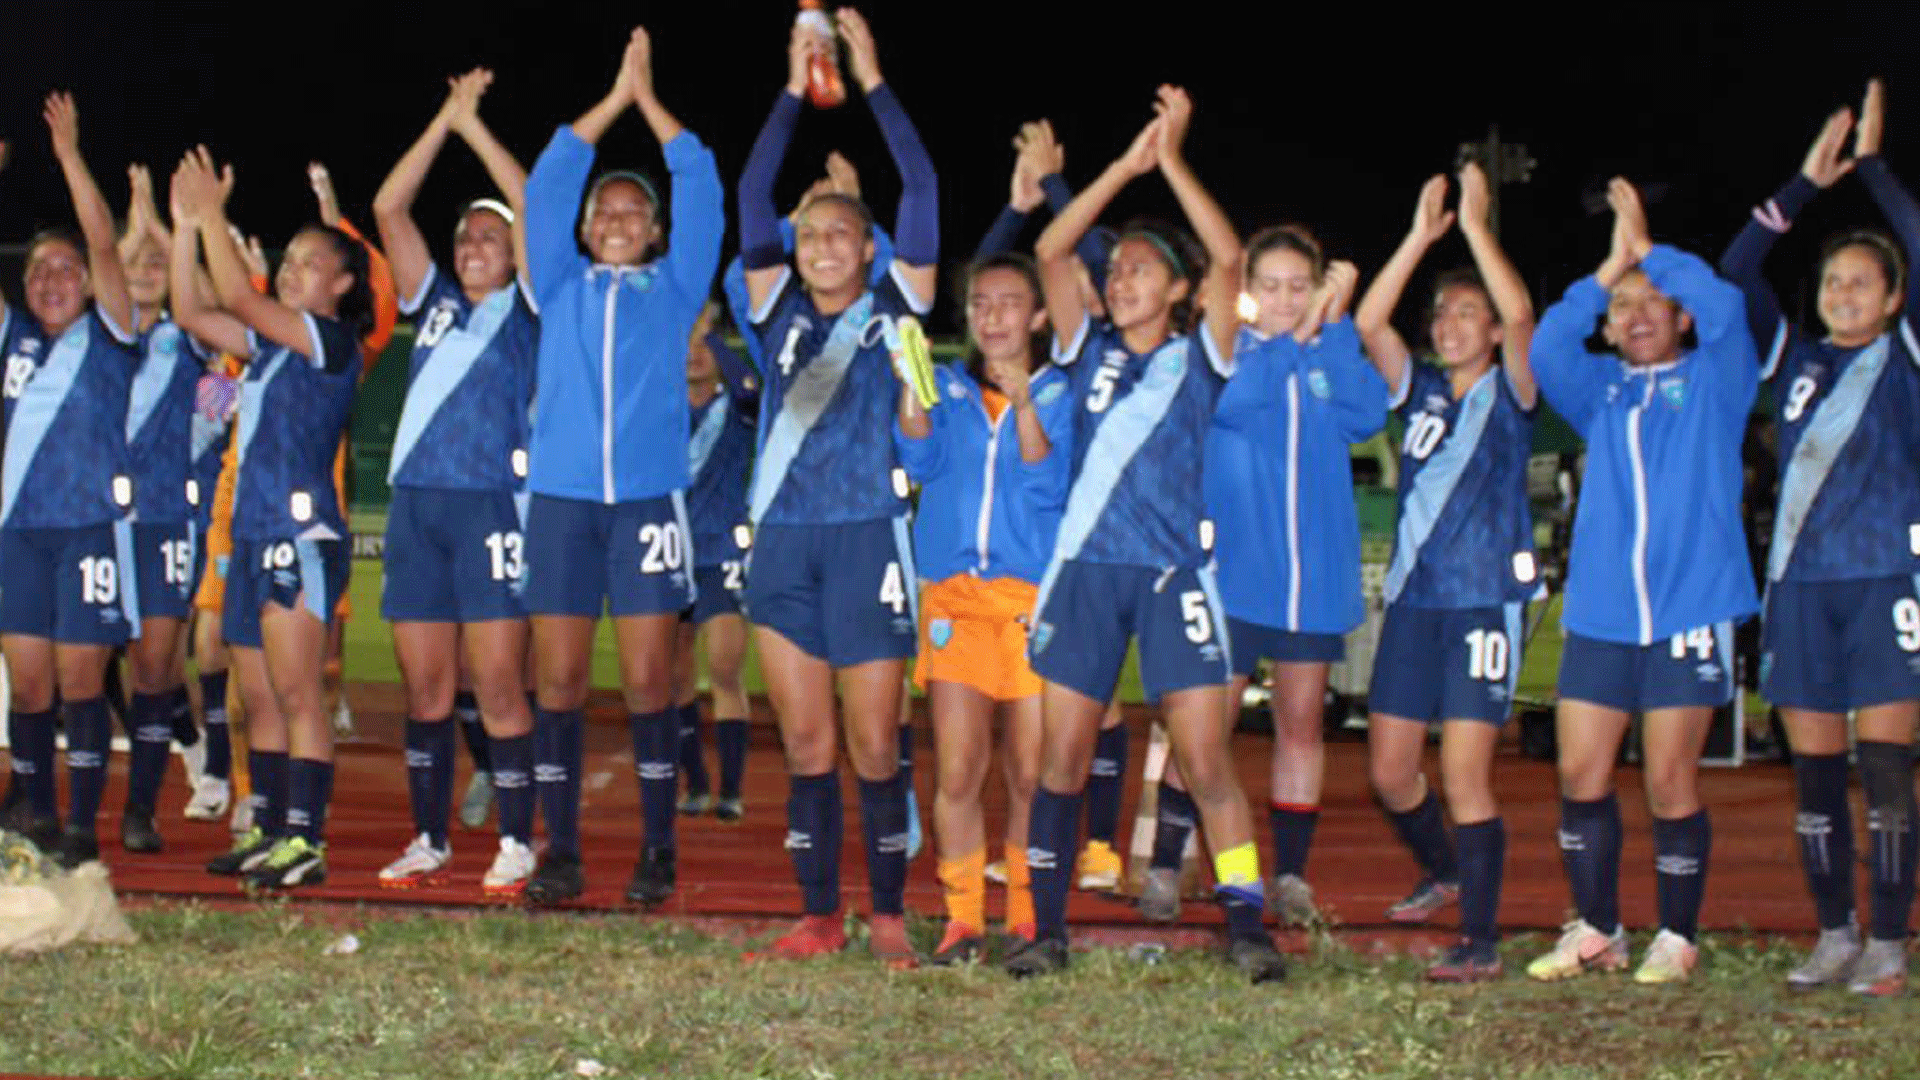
[
  {"left": 1559, "top": 794, "right": 1623, "bottom": 932},
  {"left": 788, "top": 770, "right": 843, "bottom": 915},
  {"left": 1028, "top": 787, "right": 1083, "bottom": 943},
  {"left": 491, "top": 733, "right": 535, "bottom": 845},
  {"left": 1384, "top": 788, "right": 1458, "bottom": 883},
  {"left": 1150, "top": 784, "right": 1197, "bottom": 871},
  {"left": 533, "top": 708, "right": 583, "bottom": 858},
  {"left": 1455, "top": 817, "right": 1506, "bottom": 947},
  {"left": 1791, "top": 752, "right": 1856, "bottom": 931},
  {"left": 404, "top": 717, "right": 456, "bottom": 848},
  {"left": 676, "top": 702, "right": 710, "bottom": 798},
  {"left": 63, "top": 697, "right": 112, "bottom": 832},
  {"left": 1085, "top": 723, "right": 1128, "bottom": 845},
  {"left": 630, "top": 709, "right": 679, "bottom": 848}
]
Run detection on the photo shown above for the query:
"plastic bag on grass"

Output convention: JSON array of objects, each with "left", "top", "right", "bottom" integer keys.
[{"left": 0, "top": 828, "right": 137, "bottom": 954}]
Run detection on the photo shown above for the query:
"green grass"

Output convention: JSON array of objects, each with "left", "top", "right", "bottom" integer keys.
[{"left": 1, "top": 903, "right": 1911, "bottom": 1080}]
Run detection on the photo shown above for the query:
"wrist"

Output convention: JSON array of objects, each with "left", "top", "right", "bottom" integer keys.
[{"left": 858, "top": 71, "right": 884, "bottom": 94}]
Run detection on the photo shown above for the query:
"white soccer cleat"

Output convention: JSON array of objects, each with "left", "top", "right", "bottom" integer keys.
[
  {"left": 1526, "top": 919, "right": 1629, "bottom": 981},
  {"left": 378, "top": 833, "right": 451, "bottom": 888},
  {"left": 1634, "top": 929, "right": 1699, "bottom": 985},
  {"left": 483, "top": 837, "right": 537, "bottom": 897},
  {"left": 184, "top": 776, "right": 232, "bottom": 821}
]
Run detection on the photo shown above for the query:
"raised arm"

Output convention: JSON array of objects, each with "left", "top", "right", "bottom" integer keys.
[
  {"left": 972, "top": 123, "right": 1048, "bottom": 262},
  {"left": 1152, "top": 86, "right": 1239, "bottom": 363},
  {"left": 166, "top": 163, "right": 248, "bottom": 357},
  {"left": 839, "top": 8, "right": 937, "bottom": 307},
  {"left": 1354, "top": 173, "right": 1451, "bottom": 394},
  {"left": 1035, "top": 116, "right": 1162, "bottom": 354},
  {"left": 633, "top": 28, "right": 723, "bottom": 303},
  {"left": 174, "top": 146, "right": 312, "bottom": 355},
  {"left": 118, "top": 164, "right": 170, "bottom": 271},
  {"left": 1853, "top": 79, "right": 1920, "bottom": 313},
  {"left": 738, "top": 27, "right": 811, "bottom": 315},
  {"left": 45, "top": 93, "right": 133, "bottom": 336},
  {"left": 1720, "top": 107, "right": 1845, "bottom": 366},
  {"left": 1609, "top": 179, "right": 1745, "bottom": 344},
  {"left": 1457, "top": 161, "right": 1537, "bottom": 407},
  {"left": 525, "top": 33, "right": 643, "bottom": 299},
  {"left": 374, "top": 71, "right": 483, "bottom": 303}
]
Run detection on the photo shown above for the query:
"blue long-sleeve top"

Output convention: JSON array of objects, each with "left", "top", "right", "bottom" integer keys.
[
  {"left": 971, "top": 174, "right": 1113, "bottom": 287},
  {"left": 1719, "top": 156, "right": 1920, "bottom": 583},
  {"left": 1205, "top": 319, "right": 1387, "bottom": 634},
  {"left": 1533, "top": 244, "right": 1760, "bottom": 644},
  {"left": 523, "top": 126, "right": 724, "bottom": 504},
  {"left": 895, "top": 362, "right": 1074, "bottom": 584}
]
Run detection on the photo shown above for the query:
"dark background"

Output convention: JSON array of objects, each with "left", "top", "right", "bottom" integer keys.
[{"left": 3, "top": 1, "right": 1918, "bottom": 330}]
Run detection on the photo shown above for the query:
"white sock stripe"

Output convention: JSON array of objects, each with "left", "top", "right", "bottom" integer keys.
[{"left": 533, "top": 764, "right": 569, "bottom": 783}]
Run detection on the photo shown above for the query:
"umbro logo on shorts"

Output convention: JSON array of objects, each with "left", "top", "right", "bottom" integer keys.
[{"left": 1694, "top": 663, "right": 1723, "bottom": 683}]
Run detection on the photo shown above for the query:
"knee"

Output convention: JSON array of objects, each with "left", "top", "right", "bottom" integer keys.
[
  {"left": 621, "top": 666, "right": 675, "bottom": 714},
  {"left": 1272, "top": 703, "right": 1324, "bottom": 750},
  {"left": 781, "top": 720, "right": 837, "bottom": 776},
  {"left": 1003, "top": 756, "right": 1039, "bottom": 801},
  {"left": 1369, "top": 751, "right": 1421, "bottom": 807},
  {"left": 845, "top": 725, "right": 897, "bottom": 781},
  {"left": 534, "top": 661, "right": 589, "bottom": 712},
  {"left": 472, "top": 671, "right": 529, "bottom": 728},
  {"left": 1176, "top": 749, "right": 1236, "bottom": 805}
]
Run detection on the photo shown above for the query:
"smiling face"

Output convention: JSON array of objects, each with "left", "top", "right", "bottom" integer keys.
[
  {"left": 583, "top": 178, "right": 658, "bottom": 267},
  {"left": 1104, "top": 237, "right": 1188, "bottom": 333},
  {"left": 1429, "top": 282, "right": 1501, "bottom": 369},
  {"left": 24, "top": 236, "right": 91, "bottom": 336},
  {"left": 453, "top": 207, "right": 515, "bottom": 296},
  {"left": 125, "top": 236, "right": 169, "bottom": 311},
  {"left": 1817, "top": 243, "right": 1901, "bottom": 347},
  {"left": 273, "top": 228, "right": 351, "bottom": 317},
  {"left": 1245, "top": 246, "right": 1316, "bottom": 338},
  {"left": 793, "top": 197, "right": 874, "bottom": 300},
  {"left": 967, "top": 264, "right": 1044, "bottom": 370},
  {"left": 1604, "top": 269, "right": 1690, "bottom": 367}
]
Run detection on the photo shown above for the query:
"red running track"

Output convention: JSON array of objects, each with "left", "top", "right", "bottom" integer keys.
[{"left": 63, "top": 684, "right": 1817, "bottom": 939}]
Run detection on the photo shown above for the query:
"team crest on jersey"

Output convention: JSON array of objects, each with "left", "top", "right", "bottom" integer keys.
[
  {"left": 930, "top": 618, "right": 953, "bottom": 648},
  {"left": 1659, "top": 378, "right": 1687, "bottom": 409},
  {"left": 1308, "top": 369, "right": 1332, "bottom": 400},
  {"left": 1035, "top": 381, "right": 1065, "bottom": 406},
  {"left": 1030, "top": 620, "right": 1054, "bottom": 654},
  {"left": 1149, "top": 351, "right": 1183, "bottom": 381},
  {"left": 947, "top": 382, "right": 967, "bottom": 401}
]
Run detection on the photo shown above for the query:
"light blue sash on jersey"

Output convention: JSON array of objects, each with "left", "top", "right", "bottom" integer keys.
[
  {"left": 126, "top": 323, "right": 182, "bottom": 445},
  {"left": 1384, "top": 368, "right": 1497, "bottom": 603},
  {"left": 233, "top": 350, "right": 291, "bottom": 478},
  {"left": 748, "top": 292, "right": 876, "bottom": 525},
  {"left": 2, "top": 319, "right": 89, "bottom": 525},
  {"left": 688, "top": 393, "right": 730, "bottom": 480},
  {"left": 1768, "top": 334, "right": 1891, "bottom": 582},
  {"left": 1033, "top": 338, "right": 1189, "bottom": 609},
  {"left": 388, "top": 284, "right": 517, "bottom": 483}
]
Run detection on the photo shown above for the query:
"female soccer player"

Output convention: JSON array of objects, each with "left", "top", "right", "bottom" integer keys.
[
  {"left": 736, "top": 8, "right": 936, "bottom": 963},
  {"left": 1354, "top": 162, "right": 1539, "bottom": 981},
  {"left": 1720, "top": 80, "right": 1919, "bottom": 997},
  {"left": 1526, "top": 178, "right": 1759, "bottom": 984},
  {"left": 0, "top": 93, "right": 140, "bottom": 868},
  {"left": 1141, "top": 227, "right": 1383, "bottom": 930},
  {"left": 119, "top": 161, "right": 211, "bottom": 854},
  {"left": 897, "top": 250, "right": 1074, "bottom": 963},
  {"left": 674, "top": 303, "right": 756, "bottom": 822},
  {"left": 1008, "top": 87, "right": 1286, "bottom": 982},
  {"left": 371, "top": 68, "right": 540, "bottom": 895},
  {"left": 519, "top": 26, "right": 723, "bottom": 907},
  {"left": 169, "top": 145, "right": 375, "bottom": 890}
]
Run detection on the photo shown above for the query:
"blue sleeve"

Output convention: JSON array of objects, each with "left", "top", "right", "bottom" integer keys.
[
  {"left": 525, "top": 127, "right": 594, "bottom": 305},
  {"left": 1040, "top": 174, "right": 1111, "bottom": 280},
  {"left": 720, "top": 255, "right": 764, "bottom": 371},
  {"left": 1016, "top": 374, "right": 1075, "bottom": 513},
  {"left": 1640, "top": 243, "right": 1748, "bottom": 349},
  {"left": 893, "top": 393, "right": 945, "bottom": 483},
  {"left": 1531, "top": 277, "right": 1612, "bottom": 434},
  {"left": 1856, "top": 155, "right": 1920, "bottom": 314},
  {"left": 972, "top": 204, "right": 1029, "bottom": 263},
  {"left": 301, "top": 313, "right": 358, "bottom": 375},
  {"left": 1719, "top": 175, "right": 1815, "bottom": 366},
  {"left": 1317, "top": 318, "right": 1389, "bottom": 441},
  {"left": 738, "top": 92, "right": 802, "bottom": 271},
  {"left": 660, "top": 132, "right": 725, "bottom": 306},
  {"left": 869, "top": 226, "right": 895, "bottom": 288},
  {"left": 865, "top": 84, "right": 938, "bottom": 267}
]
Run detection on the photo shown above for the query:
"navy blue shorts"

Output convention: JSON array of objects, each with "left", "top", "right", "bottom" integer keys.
[
  {"left": 521, "top": 493, "right": 694, "bottom": 619},
  {"left": 381, "top": 487, "right": 527, "bottom": 624},
  {"left": 744, "top": 518, "right": 916, "bottom": 666},
  {"left": 134, "top": 520, "right": 196, "bottom": 622},
  {"left": 1029, "top": 559, "right": 1230, "bottom": 702},
  {"left": 0, "top": 523, "right": 137, "bottom": 645},
  {"left": 1763, "top": 574, "right": 1920, "bottom": 713},
  {"left": 688, "top": 560, "right": 746, "bottom": 625},
  {"left": 222, "top": 538, "right": 349, "bottom": 649},
  {"left": 1558, "top": 622, "right": 1736, "bottom": 713},
  {"left": 1369, "top": 602, "right": 1525, "bottom": 725},
  {"left": 1227, "top": 616, "right": 1344, "bottom": 676}
]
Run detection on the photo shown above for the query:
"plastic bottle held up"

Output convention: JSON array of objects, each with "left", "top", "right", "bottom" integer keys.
[{"left": 796, "top": 0, "right": 845, "bottom": 109}]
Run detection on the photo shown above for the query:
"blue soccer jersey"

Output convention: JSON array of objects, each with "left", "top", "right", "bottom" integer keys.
[
  {"left": 1, "top": 305, "right": 137, "bottom": 529},
  {"left": 189, "top": 368, "right": 238, "bottom": 529},
  {"left": 1384, "top": 363, "right": 1539, "bottom": 608},
  {"left": 1532, "top": 244, "right": 1760, "bottom": 646},
  {"left": 1048, "top": 316, "right": 1230, "bottom": 571},
  {"left": 523, "top": 127, "right": 724, "bottom": 505},
  {"left": 1206, "top": 320, "right": 1388, "bottom": 634},
  {"left": 1722, "top": 160, "right": 1920, "bottom": 584},
  {"left": 126, "top": 320, "right": 202, "bottom": 525},
  {"left": 390, "top": 264, "right": 538, "bottom": 493},
  {"left": 748, "top": 268, "right": 927, "bottom": 526},
  {"left": 687, "top": 387, "right": 754, "bottom": 569},
  {"left": 230, "top": 315, "right": 361, "bottom": 542}
]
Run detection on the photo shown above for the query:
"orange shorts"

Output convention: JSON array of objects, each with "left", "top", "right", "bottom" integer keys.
[{"left": 914, "top": 574, "right": 1041, "bottom": 702}]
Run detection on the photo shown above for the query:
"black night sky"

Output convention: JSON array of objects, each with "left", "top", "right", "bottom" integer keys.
[{"left": 4, "top": 2, "right": 1918, "bottom": 329}]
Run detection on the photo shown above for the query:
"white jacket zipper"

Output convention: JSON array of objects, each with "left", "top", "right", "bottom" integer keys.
[{"left": 601, "top": 273, "right": 618, "bottom": 504}]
